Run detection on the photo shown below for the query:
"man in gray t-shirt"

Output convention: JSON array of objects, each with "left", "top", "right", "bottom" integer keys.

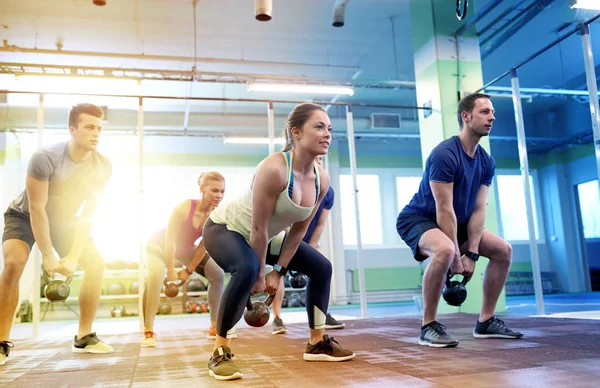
[{"left": 0, "top": 103, "right": 114, "bottom": 364}]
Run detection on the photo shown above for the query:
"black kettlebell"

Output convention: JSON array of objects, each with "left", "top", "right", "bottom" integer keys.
[
  {"left": 290, "top": 271, "right": 307, "bottom": 289},
  {"left": 442, "top": 271, "right": 468, "bottom": 306},
  {"left": 163, "top": 277, "right": 184, "bottom": 298},
  {"left": 244, "top": 294, "right": 275, "bottom": 327},
  {"left": 43, "top": 270, "right": 73, "bottom": 302}
]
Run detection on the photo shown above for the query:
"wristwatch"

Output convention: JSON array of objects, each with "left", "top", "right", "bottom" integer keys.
[
  {"left": 465, "top": 251, "right": 480, "bottom": 262},
  {"left": 273, "top": 263, "right": 288, "bottom": 276}
]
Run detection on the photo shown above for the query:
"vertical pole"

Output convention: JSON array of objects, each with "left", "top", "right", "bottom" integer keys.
[
  {"left": 324, "top": 155, "right": 336, "bottom": 303},
  {"left": 267, "top": 101, "right": 275, "bottom": 155},
  {"left": 580, "top": 24, "right": 600, "bottom": 201},
  {"left": 345, "top": 105, "right": 367, "bottom": 318},
  {"left": 511, "top": 69, "right": 545, "bottom": 315},
  {"left": 137, "top": 97, "right": 145, "bottom": 332},
  {"left": 32, "top": 93, "right": 43, "bottom": 338}
]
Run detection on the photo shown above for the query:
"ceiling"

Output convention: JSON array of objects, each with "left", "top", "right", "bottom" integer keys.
[{"left": 0, "top": 0, "right": 599, "bottom": 123}]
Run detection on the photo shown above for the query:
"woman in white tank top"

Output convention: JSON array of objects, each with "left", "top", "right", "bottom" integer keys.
[{"left": 204, "top": 103, "right": 355, "bottom": 381}]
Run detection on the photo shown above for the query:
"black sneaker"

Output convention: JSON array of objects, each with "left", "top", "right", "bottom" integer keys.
[
  {"left": 208, "top": 346, "right": 243, "bottom": 381},
  {"left": 473, "top": 316, "right": 524, "bottom": 339},
  {"left": 303, "top": 334, "right": 355, "bottom": 361},
  {"left": 419, "top": 321, "right": 459, "bottom": 348},
  {"left": 323, "top": 313, "right": 345, "bottom": 330},
  {"left": 272, "top": 317, "right": 287, "bottom": 335},
  {"left": 1, "top": 341, "right": 14, "bottom": 365}
]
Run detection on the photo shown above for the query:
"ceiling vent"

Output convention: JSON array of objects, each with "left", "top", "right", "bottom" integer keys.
[{"left": 370, "top": 113, "right": 401, "bottom": 130}]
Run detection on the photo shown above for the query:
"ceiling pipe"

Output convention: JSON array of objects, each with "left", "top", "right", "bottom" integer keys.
[
  {"left": 255, "top": 0, "right": 272, "bottom": 21},
  {"left": 481, "top": 0, "right": 559, "bottom": 60},
  {"left": 0, "top": 43, "right": 361, "bottom": 72},
  {"left": 333, "top": 0, "right": 350, "bottom": 27},
  {"left": 455, "top": 0, "right": 505, "bottom": 36}
]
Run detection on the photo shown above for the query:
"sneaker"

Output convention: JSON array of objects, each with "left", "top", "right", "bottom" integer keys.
[
  {"left": 207, "top": 326, "right": 217, "bottom": 339},
  {"left": 208, "top": 346, "right": 243, "bottom": 381},
  {"left": 473, "top": 316, "right": 524, "bottom": 339},
  {"left": 141, "top": 331, "right": 157, "bottom": 348},
  {"left": 303, "top": 334, "right": 355, "bottom": 361},
  {"left": 323, "top": 313, "right": 345, "bottom": 330},
  {"left": 272, "top": 317, "right": 288, "bottom": 335},
  {"left": 0, "top": 341, "right": 14, "bottom": 365},
  {"left": 419, "top": 321, "right": 459, "bottom": 348},
  {"left": 72, "top": 332, "right": 114, "bottom": 354}
]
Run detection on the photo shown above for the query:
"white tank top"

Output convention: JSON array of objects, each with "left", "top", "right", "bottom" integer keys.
[{"left": 209, "top": 152, "right": 320, "bottom": 242}]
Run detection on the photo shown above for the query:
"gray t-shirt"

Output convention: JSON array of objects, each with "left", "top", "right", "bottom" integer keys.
[{"left": 9, "top": 141, "right": 112, "bottom": 234}]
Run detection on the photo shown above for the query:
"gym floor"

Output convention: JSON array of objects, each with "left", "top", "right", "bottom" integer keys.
[{"left": 4, "top": 293, "right": 600, "bottom": 387}]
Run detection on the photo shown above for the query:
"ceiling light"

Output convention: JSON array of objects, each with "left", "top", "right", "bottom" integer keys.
[
  {"left": 569, "top": 0, "right": 600, "bottom": 11},
  {"left": 247, "top": 82, "right": 354, "bottom": 96},
  {"left": 223, "top": 137, "right": 285, "bottom": 145}
]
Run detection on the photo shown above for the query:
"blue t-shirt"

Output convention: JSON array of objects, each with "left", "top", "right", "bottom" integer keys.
[
  {"left": 402, "top": 136, "right": 495, "bottom": 225},
  {"left": 303, "top": 187, "right": 334, "bottom": 243}
]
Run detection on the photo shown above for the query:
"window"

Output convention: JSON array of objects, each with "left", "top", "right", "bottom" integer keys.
[
  {"left": 496, "top": 175, "right": 540, "bottom": 241},
  {"left": 339, "top": 174, "right": 382, "bottom": 245},
  {"left": 577, "top": 180, "right": 600, "bottom": 238},
  {"left": 396, "top": 176, "right": 422, "bottom": 212}
]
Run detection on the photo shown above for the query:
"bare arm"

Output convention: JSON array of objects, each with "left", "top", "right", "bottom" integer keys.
[
  {"left": 307, "top": 208, "right": 330, "bottom": 248},
  {"left": 430, "top": 181, "right": 460, "bottom": 253},
  {"left": 187, "top": 239, "right": 208, "bottom": 272},
  {"left": 250, "top": 157, "right": 287, "bottom": 279},
  {"left": 26, "top": 175, "right": 53, "bottom": 257},
  {"left": 467, "top": 185, "right": 489, "bottom": 254},
  {"left": 164, "top": 200, "right": 190, "bottom": 276}
]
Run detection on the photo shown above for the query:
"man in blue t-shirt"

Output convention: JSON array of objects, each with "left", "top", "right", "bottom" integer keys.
[
  {"left": 271, "top": 155, "right": 345, "bottom": 334},
  {"left": 396, "top": 93, "right": 523, "bottom": 348}
]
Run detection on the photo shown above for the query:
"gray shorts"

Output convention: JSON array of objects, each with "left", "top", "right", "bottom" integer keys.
[{"left": 2, "top": 208, "right": 100, "bottom": 259}]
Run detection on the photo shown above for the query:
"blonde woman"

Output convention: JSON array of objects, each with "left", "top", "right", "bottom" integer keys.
[{"left": 141, "top": 172, "right": 227, "bottom": 347}]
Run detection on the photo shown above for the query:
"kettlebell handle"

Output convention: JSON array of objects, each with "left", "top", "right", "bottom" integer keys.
[
  {"left": 43, "top": 270, "right": 73, "bottom": 285},
  {"left": 163, "top": 277, "right": 184, "bottom": 288},
  {"left": 246, "top": 293, "right": 276, "bottom": 311},
  {"left": 446, "top": 270, "right": 468, "bottom": 286}
]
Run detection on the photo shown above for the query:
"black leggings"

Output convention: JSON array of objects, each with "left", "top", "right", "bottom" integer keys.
[{"left": 203, "top": 218, "right": 332, "bottom": 337}]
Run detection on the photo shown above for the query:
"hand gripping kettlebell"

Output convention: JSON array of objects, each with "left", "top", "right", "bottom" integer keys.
[
  {"left": 442, "top": 270, "right": 468, "bottom": 306},
  {"left": 43, "top": 270, "right": 73, "bottom": 302}
]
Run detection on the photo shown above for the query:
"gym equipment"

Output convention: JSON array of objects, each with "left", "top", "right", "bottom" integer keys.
[
  {"left": 163, "top": 277, "right": 184, "bottom": 298},
  {"left": 130, "top": 281, "right": 139, "bottom": 295},
  {"left": 290, "top": 271, "right": 307, "bottom": 289},
  {"left": 299, "top": 291, "right": 306, "bottom": 307},
  {"left": 283, "top": 275, "right": 291, "bottom": 288},
  {"left": 158, "top": 304, "right": 172, "bottom": 315},
  {"left": 108, "top": 282, "right": 126, "bottom": 295},
  {"left": 442, "top": 271, "right": 468, "bottom": 306},
  {"left": 187, "top": 278, "right": 207, "bottom": 292},
  {"left": 110, "top": 305, "right": 126, "bottom": 317},
  {"left": 288, "top": 292, "right": 303, "bottom": 307},
  {"left": 186, "top": 300, "right": 200, "bottom": 313},
  {"left": 244, "top": 294, "right": 275, "bottom": 327},
  {"left": 42, "top": 270, "right": 73, "bottom": 302},
  {"left": 282, "top": 294, "right": 289, "bottom": 308}
]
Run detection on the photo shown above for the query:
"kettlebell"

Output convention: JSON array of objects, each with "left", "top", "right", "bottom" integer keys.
[
  {"left": 43, "top": 270, "right": 73, "bottom": 302},
  {"left": 110, "top": 305, "right": 126, "bottom": 317},
  {"left": 442, "top": 271, "right": 468, "bottom": 306},
  {"left": 244, "top": 294, "right": 275, "bottom": 327},
  {"left": 163, "top": 277, "right": 184, "bottom": 298},
  {"left": 290, "top": 271, "right": 307, "bottom": 289}
]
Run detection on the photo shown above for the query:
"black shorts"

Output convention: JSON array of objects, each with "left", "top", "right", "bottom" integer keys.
[
  {"left": 2, "top": 208, "right": 101, "bottom": 260},
  {"left": 146, "top": 241, "right": 208, "bottom": 277},
  {"left": 396, "top": 211, "right": 468, "bottom": 262}
]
